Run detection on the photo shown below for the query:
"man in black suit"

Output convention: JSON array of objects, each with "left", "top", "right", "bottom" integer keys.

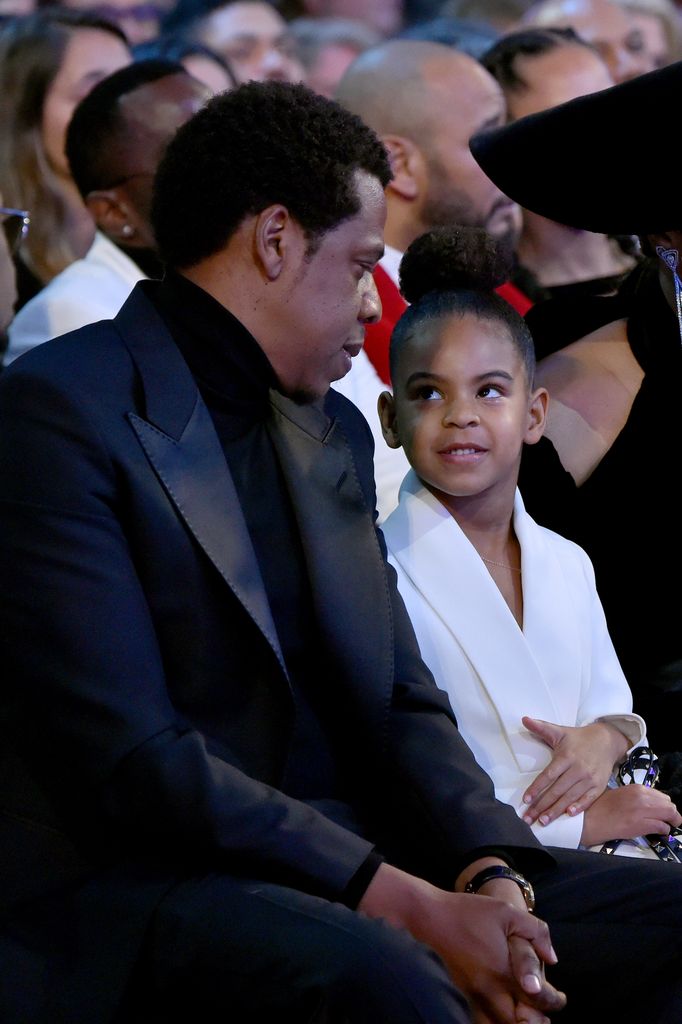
[{"left": 0, "top": 82, "right": 681, "bottom": 1024}]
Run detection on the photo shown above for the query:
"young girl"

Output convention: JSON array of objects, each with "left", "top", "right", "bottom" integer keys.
[{"left": 379, "top": 226, "right": 680, "bottom": 854}]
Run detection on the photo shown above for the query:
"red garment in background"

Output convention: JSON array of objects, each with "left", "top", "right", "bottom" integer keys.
[{"left": 363, "top": 266, "right": 533, "bottom": 385}]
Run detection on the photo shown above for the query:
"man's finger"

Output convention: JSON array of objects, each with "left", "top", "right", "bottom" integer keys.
[{"left": 508, "top": 935, "right": 566, "bottom": 1014}]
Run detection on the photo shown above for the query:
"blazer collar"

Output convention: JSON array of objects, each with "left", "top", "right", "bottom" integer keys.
[
  {"left": 385, "top": 474, "right": 567, "bottom": 767},
  {"left": 268, "top": 390, "right": 395, "bottom": 741},
  {"left": 114, "top": 284, "right": 285, "bottom": 674},
  {"left": 113, "top": 285, "right": 395, "bottom": 717}
]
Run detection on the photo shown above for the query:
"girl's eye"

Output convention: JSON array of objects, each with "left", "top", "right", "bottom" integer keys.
[
  {"left": 416, "top": 386, "right": 441, "bottom": 401},
  {"left": 479, "top": 384, "right": 503, "bottom": 399}
]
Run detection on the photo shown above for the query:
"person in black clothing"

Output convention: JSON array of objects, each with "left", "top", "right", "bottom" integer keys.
[{"left": 473, "top": 60, "right": 682, "bottom": 765}]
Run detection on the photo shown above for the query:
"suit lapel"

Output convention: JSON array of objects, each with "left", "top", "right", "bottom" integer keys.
[
  {"left": 386, "top": 475, "right": 563, "bottom": 771},
  {"left": 113, "top": 285, "right": 286, "bottom": 674},
  {"left": 267, "top": 390, "right": 394, "bottom": 740}
]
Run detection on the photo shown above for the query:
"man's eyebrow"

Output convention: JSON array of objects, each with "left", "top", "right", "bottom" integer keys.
[{"left": 362, "top": 244, "right": 385, "bottom": 262}]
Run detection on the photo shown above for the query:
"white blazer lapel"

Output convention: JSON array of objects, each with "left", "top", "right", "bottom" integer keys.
[
  {"left": 386, "top": 475, "right": 563, "bottom": 772},
  {"left": 514, "top": 491, "right": 585, "bottom": 728}
]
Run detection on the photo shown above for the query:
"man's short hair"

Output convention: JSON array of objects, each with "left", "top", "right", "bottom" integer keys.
[
  {"left": 482, "top": 26, "right": 595, "bottom": 91},
  {"left": 151, "top": 80, "right": 392, "bottom": 269},
  {"left": 66, "top": 59, "right": 186, "bottom": 197}
]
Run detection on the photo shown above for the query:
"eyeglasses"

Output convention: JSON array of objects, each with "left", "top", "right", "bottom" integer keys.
[{"left": 1, "top": 207, "right": 30, "bottom": 256}]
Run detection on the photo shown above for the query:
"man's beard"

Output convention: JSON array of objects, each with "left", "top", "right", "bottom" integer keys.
[{"left": 420, "top": 170, "right": 522, "bottom": 255}]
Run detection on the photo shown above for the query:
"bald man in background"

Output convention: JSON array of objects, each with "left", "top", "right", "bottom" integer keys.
[{"left": 335, "top": 40, "right": 527, "bottom": 386}]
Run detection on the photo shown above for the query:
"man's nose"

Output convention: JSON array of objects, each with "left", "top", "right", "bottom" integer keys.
[
  {"left": 260, "top": 45, "right": 290, "bottom": 81},
  {"left": 360, "top": 276, "right": 382, "bottom": 324}
]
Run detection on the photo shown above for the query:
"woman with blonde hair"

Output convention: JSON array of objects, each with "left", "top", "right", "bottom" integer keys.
[{"left": 0, "top": 9, "right": 129, "bottom": 306}]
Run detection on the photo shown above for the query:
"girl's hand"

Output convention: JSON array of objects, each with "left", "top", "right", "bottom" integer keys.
[
  {"left": 580, "top": 785, "right": 682, "bottom": 846},
  {"left": 521, "top": 717, "right": 629, "bottom": 827}
]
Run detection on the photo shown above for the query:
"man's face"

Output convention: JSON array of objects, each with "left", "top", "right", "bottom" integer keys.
[
  {"left": 275, "top": 170, "right": 386, "bottom": 402},
  {"left": 417, "top": 61, "right": 521, "bottom": 249},
  {"left": 531, "top": 0, "right": 650, "bottom": 83},
  {"left": 109, "top": 74, "right": 210, "bottom": 249},
  {"left": 506, "top": 43, "right": 613, "bottom": 120},
  {"left": 197, "top": 2, "right": 305, "bottom": 84}
]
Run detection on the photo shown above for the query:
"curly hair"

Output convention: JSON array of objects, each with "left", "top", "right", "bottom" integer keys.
[
  {"left": 391, "top": 226, "right": 536, "bottom": 383},
  {"left": 151, "top": 80, "right": 392, "bottom": 269}
]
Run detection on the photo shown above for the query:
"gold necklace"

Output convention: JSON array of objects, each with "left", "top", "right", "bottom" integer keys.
[{"left": 480, "top": 555, "right": 521, "bottom": 573}]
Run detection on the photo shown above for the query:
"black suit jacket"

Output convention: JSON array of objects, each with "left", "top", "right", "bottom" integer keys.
[{"left": 0, "top": 283, "right": 550, "bottom": 1021}]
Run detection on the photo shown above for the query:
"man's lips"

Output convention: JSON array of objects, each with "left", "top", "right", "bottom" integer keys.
[{"left": 343, "top": 340, "right": 363, "bottom": 358}]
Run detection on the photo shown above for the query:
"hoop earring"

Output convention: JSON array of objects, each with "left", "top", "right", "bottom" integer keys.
[{"left": 656, "top": 245, "right": 682, "bottom": 345}]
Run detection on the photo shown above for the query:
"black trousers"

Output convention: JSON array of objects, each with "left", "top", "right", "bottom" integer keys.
[{"left": 130, "top": 847, "right": 682, "bottom": 1024}]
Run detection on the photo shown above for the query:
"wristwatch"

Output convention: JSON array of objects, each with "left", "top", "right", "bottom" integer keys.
[{"left": 464, "top": 865, "right": 536, "bottom": 912}]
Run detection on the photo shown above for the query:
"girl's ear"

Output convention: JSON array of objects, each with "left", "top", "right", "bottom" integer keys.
[
  {"left": 524, "top": 386, "right": 549, "bottom": 445},
  {"left": 378, "top": 390, "right": 402, "bottom": 449}
]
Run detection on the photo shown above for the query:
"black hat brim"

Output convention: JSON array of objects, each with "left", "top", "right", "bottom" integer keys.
[{"left": 470, "top": 60, "right": 682, "bottom": 237}]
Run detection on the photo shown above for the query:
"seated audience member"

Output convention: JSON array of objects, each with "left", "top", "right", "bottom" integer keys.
[
  {"left": 0, "top": 10, "right": 130, "bottom": 309},
  {"left": 5, "top": 60, "right": 209, "bottom": 364},
  {"left": 482, "top": 28, "right": 637, "bottom": 307},
  {"left": 0, "top": 201, "right": 26, "bottom": 355},
  {"left": 289, "top": 16, "right": 380, "bottom": 97},
  {"left": 336, "top": 40, "right": 527, "bottom": 388},
  {"left": 520, "top": 0, "right": 652, "bottom": 81},
  {"left": 133, "top": 34, "right": 238, "bottom": 91},
  {"left": 472, "top": 60, "right": 682, "bottom": 759},
  {"left": 6, "top": 79, "right": 682, "bottom": 1024},
  {"left": 186, "top": 0, "right": 305, "bottom": 82},
  {"left": 380, "top": 225, "right": 681, "bottom": 855}
]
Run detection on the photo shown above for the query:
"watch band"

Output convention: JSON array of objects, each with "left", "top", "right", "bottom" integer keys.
[{"left": 464, "top": 865, "right": 536, "bottom": 912}]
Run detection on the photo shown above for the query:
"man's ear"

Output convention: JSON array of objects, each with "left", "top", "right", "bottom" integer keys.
[
  {"left": 381, "top": 135, "right": 422, "bottom": 202},
  {"left": 524, "top": 386, "right": 549, "bottom": 446},
  {"left": 86, "top": 190, "right": 136, "bottom": 244},
  {"left": 378, "top": 390, "right": 402, "bottom": 449},
  {"left": 253, "top": 204, "right": 293, "bottom": 281}
]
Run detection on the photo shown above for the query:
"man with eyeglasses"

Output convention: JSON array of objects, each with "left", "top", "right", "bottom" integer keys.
[{"left": 0, "top": 202, "right": 29, "bottom": 351}]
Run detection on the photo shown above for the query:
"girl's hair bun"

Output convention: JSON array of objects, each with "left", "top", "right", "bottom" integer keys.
[{"left": 399, "top": 225, "right": 513, "bottom": 305}]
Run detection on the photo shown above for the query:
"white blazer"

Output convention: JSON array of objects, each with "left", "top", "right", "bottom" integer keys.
[
  {"left": 6, "top": 233, "right": 145, "bottom": 365},
  {"left": 383, "top": 470, "right": 645, "bottom": 849}
]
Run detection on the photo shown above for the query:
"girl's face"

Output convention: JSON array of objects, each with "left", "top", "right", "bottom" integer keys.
[
  {"left": 379, "top": 312, "right": 547, "bottom": 514},
  {"left": 41, "top": 27, "right": 130, "bottom": 179}
]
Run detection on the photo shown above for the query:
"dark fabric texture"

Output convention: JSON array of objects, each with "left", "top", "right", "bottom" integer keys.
[
  {"left": 521, "top": 259, "right": 682, "bottom": 755},
  {"left": 0, "top": 279, "right": 549, "bottom": 1022},
  {"left": 470, "top": 61, "right": 682, "bottom": 236}
]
